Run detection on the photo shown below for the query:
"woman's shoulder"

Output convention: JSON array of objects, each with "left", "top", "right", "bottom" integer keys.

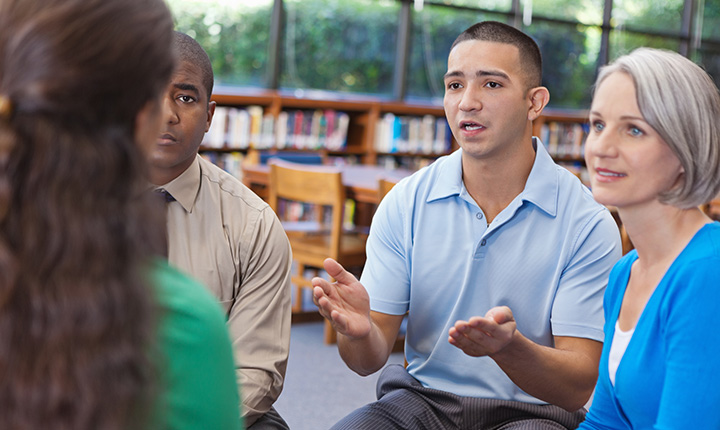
[
  {"left": 146, "top": 258, "right": 241, "bottom": 430},
  {"left": 148, "top": 258, "right": 228, "bottom": 333}
]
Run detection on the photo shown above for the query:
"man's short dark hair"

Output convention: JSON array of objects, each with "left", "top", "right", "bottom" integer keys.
[
  {"left": 173, "top": 31, "right": 214, "bottom": 100},
  {"left": 452, "top": 21, "right": 542, "bottom": 89}
]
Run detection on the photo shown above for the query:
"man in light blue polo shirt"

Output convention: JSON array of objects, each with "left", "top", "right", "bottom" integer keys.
[{"left": 313, "top": 21, "right": 621, "bottom": 429}]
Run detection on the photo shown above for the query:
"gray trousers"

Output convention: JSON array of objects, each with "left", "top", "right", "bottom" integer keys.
[
  {"left": 247, "top": 406, "right": 289, "bottom": 430},
  {"left": 330, "top": 365, "right": 586, "bottom": 430}
]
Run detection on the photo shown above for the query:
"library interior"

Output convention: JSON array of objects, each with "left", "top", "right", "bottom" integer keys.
[
  {"left": 176, "top": 0, "right": 720, "bottom": 428},
  {"left": 177, "top": 0, "right": 720, "bottom": 265}
]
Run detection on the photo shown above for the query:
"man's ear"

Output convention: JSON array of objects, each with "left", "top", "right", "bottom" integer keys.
[
  {"left": 527, "top": 87, "right": 550, "bottom": 121},
  {"left": 205, "top": 100, "right": 216, "bottom": 133}
]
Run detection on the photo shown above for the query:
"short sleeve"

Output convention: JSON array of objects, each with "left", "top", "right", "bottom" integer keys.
[
  {"left": 551, "top": 208, "right": 622, "bottom": 341},
  {"left": 360, "top": 184, "right": 412, "bottom": 315}
]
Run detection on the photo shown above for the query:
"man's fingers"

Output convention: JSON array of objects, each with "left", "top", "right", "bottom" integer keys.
[
  {"left": 323, "top": 257, "right": 358, "bottom": 285},
  {"left": 485, "top": 306, "right": 513, "bottom": 324}
]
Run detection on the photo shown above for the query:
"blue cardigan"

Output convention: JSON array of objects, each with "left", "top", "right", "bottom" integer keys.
[{"left": 580, "top": 222, "right": 720, "bottom": 430}]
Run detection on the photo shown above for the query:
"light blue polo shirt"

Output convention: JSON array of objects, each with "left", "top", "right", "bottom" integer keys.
[{"left": 362, "top": 139, "right": 622, "bottom": 403}]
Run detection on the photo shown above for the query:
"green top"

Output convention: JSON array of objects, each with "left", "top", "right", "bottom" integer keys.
[{"left": 149, "top": 259, "right": 243, "bottom": 430}]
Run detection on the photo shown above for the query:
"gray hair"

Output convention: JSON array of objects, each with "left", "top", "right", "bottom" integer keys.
[{"left": 595, "top": 47, "right": 720, "bottom": 209}]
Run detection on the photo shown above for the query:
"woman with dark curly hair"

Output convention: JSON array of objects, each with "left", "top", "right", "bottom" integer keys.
[{"left": 0, "top": 0, "right": 241, "bottom": 429}]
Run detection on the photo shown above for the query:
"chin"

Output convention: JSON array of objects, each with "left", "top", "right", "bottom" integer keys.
[{"left": 589, "top": 189, "right": 616, "bottom": 207}]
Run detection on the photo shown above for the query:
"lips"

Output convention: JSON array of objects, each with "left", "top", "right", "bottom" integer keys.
[
  {"left": 595, "top": 167, "right": 625, "bottom": 177},
  {"left": 157, "top": 133, "right": 177, "bottom": 145},
  {"left": 594, "top": 167, "right": 626, "bottom": 183},
  {"left": 459, "top": 120, "right": 485, "bottom": 132}
]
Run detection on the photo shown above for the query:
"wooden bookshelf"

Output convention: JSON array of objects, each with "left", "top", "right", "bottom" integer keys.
[
  {"left": 204, "top": 91, "right": 596, "bottom": 179},
  {"left": 532, "top": 108, "right": 590, "bottom": 185},
  {"left": 203, "top": 91, "right": 457, "bottom": 173}
]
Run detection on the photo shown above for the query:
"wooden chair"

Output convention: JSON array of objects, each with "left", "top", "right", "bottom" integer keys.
[
  {"left": 268, "top": 160, "right": 367, "bottom": 344},
  {"left": 377, "top": 177, "right": 407, "bottom": 356},
  {"left": 378, "top": 177, "right": 397, "bottom": 201}
]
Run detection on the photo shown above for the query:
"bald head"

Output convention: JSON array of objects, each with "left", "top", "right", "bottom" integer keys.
[{"left": 173, "top": 31, "right": 214, "bottom": 100}]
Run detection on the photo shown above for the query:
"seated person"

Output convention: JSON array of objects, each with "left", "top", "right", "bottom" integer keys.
[
  {"left": 0, "top": 0, "right": 240, "bottom": 429},
  {"left": 146, "top": 31, "right": 292, "bottom": 429},
  {"left": 579, "top": 48, "right": 720, "bottom": 429},
  {"left": 313, "top": 21, "right": 621, "bottom": 430}
]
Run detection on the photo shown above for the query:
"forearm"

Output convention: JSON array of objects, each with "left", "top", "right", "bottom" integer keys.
[
  {"left": 338, "top": 311, "right": 403, "bottom": 376},
  {"left": 491, "top": 333, "right": 601, "bottom": 411},
  {"left": 338, "top": 325, "right": 392, "bottom": 376}
]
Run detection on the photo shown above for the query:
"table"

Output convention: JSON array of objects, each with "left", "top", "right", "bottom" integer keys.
[
  {"left": 242, "top": 163, "right": 412, "bottom": 203},
  {"left": 241, "top": 163, "right": 414, "bottom": 226}
]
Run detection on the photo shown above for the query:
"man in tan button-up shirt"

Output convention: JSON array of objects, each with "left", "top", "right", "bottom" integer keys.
[{"left": 147, "top": 32, "right": 292, "bottom": 429}]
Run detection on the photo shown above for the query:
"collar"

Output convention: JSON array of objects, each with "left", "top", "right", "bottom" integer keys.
[
  {"left": 161, "top": 155, "right": 201, "bottom": 213},
  {"left": 426, "top": 138, "right": 558, "bottom": 217}
]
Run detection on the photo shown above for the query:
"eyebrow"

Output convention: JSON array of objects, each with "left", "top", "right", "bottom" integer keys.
[
  {"left": 443, "top": 69, "right": 510, "bottom": 81},
  {"left": 589, "top": 111, "right": 646, "bottom": 122},
  {"left": 173, "top": 83, "right": 200, "bottom": 94}
]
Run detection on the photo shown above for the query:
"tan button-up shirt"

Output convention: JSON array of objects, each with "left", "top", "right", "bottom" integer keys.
[{"left": 162, "top": 155, "right": 291, "bottom": 425}]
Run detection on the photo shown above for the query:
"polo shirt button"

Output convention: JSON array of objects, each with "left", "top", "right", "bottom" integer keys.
[
  {"left": 476, "top": 212, "right": 484, "bottom": 220},
  {"left": 481, "top": 239, "right": 487, "bottom": 246}
]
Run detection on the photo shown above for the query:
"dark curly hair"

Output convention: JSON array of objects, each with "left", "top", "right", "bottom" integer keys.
[{"left": 0, "top": 0, "right": 174, "bottom": 428}]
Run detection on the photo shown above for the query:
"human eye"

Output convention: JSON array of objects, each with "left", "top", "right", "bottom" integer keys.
[
  {"left": 446, "top": 82, "right": 462, "bottom": 90},
  {"left": 627, "top": 125, "right": 644, "bottom": 137},
  {"left": 484, "top": 81, "right": 501, "bottom": 89},
  {"left": 590, "top": 120, "right": 604, "bottom": 133},
  {"left": 177, "top": 94, "right": 196, "bottom": 104}
]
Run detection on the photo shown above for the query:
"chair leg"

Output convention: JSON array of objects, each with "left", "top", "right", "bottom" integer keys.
[
  {"left": 324, "top": 319, "right": 337, "bottom": 344},
  {"left": 292, "top": 262, "right": 306, "bottom": 313}
]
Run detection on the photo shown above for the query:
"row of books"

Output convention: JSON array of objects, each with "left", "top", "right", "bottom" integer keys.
[
  {"left": 203, "top": 106, "right": 350, "bottom": 151},
  {"left": 374, "top": 113, "right": 452, "bottom": 155},
  {"left": 200, "top": 151, "right": 245, "bottom": 180},
  {"left": 539, "top": 121, "right": 589, "bottom": 159}
]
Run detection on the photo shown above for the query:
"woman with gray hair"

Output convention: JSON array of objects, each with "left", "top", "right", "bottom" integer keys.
[{"left": 578, "top": 47, "right": 720, "bottom": 429}]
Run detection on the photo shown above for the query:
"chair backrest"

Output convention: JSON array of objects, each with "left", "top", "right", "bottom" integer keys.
[
  {"left": 378, "top": 177, "right": 397, "bottom": 201},
  {"left": 269, "top": 160, "right": 346, "bottom": 257}
]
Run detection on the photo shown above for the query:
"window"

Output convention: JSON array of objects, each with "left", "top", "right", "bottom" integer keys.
[
  {"left": 532, "top": 0, "right": 604, "bottom": 25},
  {"left": 281, "top": 0, "right": 399, "bottom": 96},
  {"left": 609, "top": 31, "right": 682, "bottom": 59},
  {"left": 406, "top": 5, "right": 507, "bottom": 102},
  {"left": 612, "top": 0, "right": 685, "bottom": 33},
  {"left": 168, "top": 0, "right": 720, "bottom": 108},
  {"left": 168, "top": 0, "right": 273, "bottom": 88},
  {"left": 526, "top": 21, "right": 601, "bottom": 109}
]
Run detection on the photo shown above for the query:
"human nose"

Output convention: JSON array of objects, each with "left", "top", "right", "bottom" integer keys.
[
  {"left": 458, "top": 84, "right": 482, "bottom": 112},
  {"left": 163, "top": 95, "right": 179, "bottom": 125},
  {"left": 585, "top": 126, "right": 617, "bottom": 160}
]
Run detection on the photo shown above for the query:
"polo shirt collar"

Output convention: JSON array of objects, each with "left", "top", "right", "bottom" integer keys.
[
  {"left": 161, "top": 154, "right": 201, "bottom": 213},
  {"left": 426, "top": 138, "right": 558, "bottom": 217},
  {"left": 521, "top": 138, "right": 558, "bottom": 217},
  {"left": 427, "top": 149, "right": 464, "bottom": 202}
]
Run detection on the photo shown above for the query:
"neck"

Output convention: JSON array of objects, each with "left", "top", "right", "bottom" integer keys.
[
  {"left": 147, "top": 156, "right": 196, "bottom": 186},
  {"left": 461, "top": 137, "right": 536, "bottom": 223},
  {"left": 148, "top": 169, "right": 179, "bottom": 187},
  {"left": 620, "top": 202, "right": 710, "bottom": 264}
]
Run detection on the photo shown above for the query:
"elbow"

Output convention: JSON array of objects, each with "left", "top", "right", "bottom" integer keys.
[
  {"left": 558, "top": 384, "right": 595, "bottom": 412},
  {"left": 343, "top": 357, "right": 384, "bottom": 377},
  {"left": 559, "top": 399, "right": 588, "bottom": 413},
  {"left": 353, "top": 367, "right": 379, "bottom": 377}
]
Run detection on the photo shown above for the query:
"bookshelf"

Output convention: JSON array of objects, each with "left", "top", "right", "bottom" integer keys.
[
  {"left": 533, "top": 109, "right": 590, "bottom": 186},
  {"left": 200, "top": 91, "right": 456, "bottom": 178},
  {"left": 202, "top": 91, "right": 594, "bottom": 182}
]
